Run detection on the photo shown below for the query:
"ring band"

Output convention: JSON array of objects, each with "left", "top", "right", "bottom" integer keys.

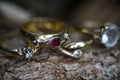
[
  {"left": 21, "top": 18, "right": 69, "bottom": 47},
  {"left": 21, "top": 18, "right": 70, "bottom": 57}
]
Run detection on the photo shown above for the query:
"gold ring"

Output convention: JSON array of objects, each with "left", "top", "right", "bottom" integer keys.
[
  {"left": 78, "top": 21, "right": 120, "bottom": 48},
  {"left": 21, "top": 17, "right": 70, "bottom": 57}
]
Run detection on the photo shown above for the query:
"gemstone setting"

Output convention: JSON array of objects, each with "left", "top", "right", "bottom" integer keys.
[
  {"left": 101, "top": 23, "right": 119, "bottom": 48},
  {"left": 73, "top": 49, "right": 83, "bottom": 58},
  {"left": 50, "top": 37, "right": 61, "bottom": 47},
  {"left": 21, "top": 47, "right": 33, "bottom": 59}
]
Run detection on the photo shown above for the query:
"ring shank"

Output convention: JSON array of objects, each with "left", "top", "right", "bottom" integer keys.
[
  {"left": 20, "top": 18, "right": 69, "bottom": 55},
  {"left": 21, "top": 18, "right": 66, "bottom": 34}
]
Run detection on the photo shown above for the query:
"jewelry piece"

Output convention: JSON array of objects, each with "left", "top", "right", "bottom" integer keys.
[
  {"left": 58, "top": 41, "right": 93, "bottom": 58},
  {"left": 78, "top": 21, "right": 120, "bottom": 48},
  {"left": 21, "top": 18, "right": 71, "bottom": 57},
  {"left": 21, "top": 18, "right": 69, "bottom": 46},
  {"left": 21, "top": 18, "right": 95, "bottom": 58},
  {"left": 0, "top": 31, "right": 33, "bottom": 59},
  {"left": 57, "top": 28, "right": 94, "bottom": 58},
  {"left": 100, "top": 23, "right": 120, "bottom": 48}
]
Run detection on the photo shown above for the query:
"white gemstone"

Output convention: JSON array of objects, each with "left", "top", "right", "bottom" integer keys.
[
  {"left": 25, "top": 52, "right": 33, "bottom": 59},
  {"left": 22, "top": 47, "right": 33, "bottom": 59},
  {"left": 102, "top": 34, "right": 109, "bottom": 44},
  {"left": 73, "top": 50, "right": 83, "bottom": 58},
  {"left": 102, "top": 24, "right": 119, "bottom": 48}
]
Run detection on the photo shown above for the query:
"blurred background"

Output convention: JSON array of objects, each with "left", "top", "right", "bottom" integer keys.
[{"left": 0, "top": 0, "right": 120, "bottom": 36}]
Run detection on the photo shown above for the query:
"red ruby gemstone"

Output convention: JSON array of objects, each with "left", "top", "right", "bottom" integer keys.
[{"left": 51, "top": 37, "right": 60, "bottom": 46}]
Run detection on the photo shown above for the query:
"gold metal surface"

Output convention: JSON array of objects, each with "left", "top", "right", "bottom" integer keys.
[{"left": 21, "top": 17, "right": 71, "bottom": 58}]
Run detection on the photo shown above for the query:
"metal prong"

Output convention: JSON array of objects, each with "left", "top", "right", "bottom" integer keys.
[{"left": 57, "top": 46, "right": 83, "bottom": 58}]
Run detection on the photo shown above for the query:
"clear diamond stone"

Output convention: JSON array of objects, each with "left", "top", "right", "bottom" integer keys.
[
  {"left": 73, "top": 50, "right": 83, "bottom": 58},
  {"left": 102, "top": 23, "right": 119, "bottom": 48},
  {"left": 22, "top": 47, "right": 33, "bottom": 59}
]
